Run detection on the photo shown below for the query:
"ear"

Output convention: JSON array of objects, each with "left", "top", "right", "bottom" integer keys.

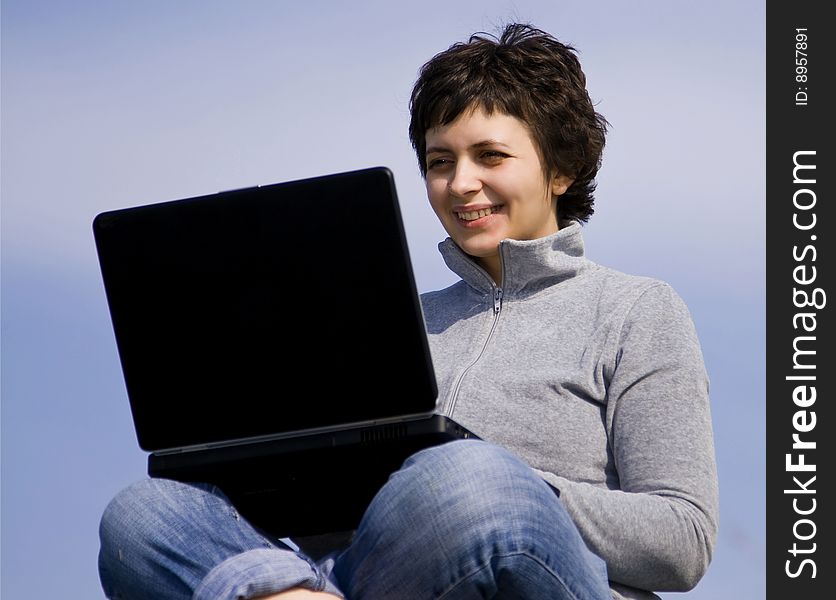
[{"left": 551, "top": 172, "right": 575, "bottom": 197}]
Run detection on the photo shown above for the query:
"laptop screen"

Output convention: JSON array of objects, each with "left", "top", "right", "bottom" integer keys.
[{"left": 94, "top": 167, "right": 438, "bottom": 451}]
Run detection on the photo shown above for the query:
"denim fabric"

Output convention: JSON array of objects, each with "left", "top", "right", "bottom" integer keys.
[
  {"left": 99, "top": 440, "right": 611, "bottom": 600},
  {"left": 98, "top": 479, "right": 342, "bottom": 599}
]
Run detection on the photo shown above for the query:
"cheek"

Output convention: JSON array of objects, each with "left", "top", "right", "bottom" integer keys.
[{"left": 426, "top": 182, "right": 448, "bottom": 214}]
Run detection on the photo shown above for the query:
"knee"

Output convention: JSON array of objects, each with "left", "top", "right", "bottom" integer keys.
[
  {"left": 99, "top": 478, "right": 222, "bottom": 551},
  {"left": 100, "top": 478, "right": 155, "bottom": 548},
  {"left": 367, "top": 440, "right": 563, "bottom": 547},
  {"left": 404, "top": 438, "right": 529, "bottom": 481},
  {"left": 341, "top": 442, "right": 590, "bottom": 597}
]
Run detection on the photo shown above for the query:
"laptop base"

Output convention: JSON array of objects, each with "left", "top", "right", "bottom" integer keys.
[{"left": 148, "top": 414, "right": 477, "bottom": 538}]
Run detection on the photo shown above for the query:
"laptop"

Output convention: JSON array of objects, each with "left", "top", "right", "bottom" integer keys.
[{"left": 93, "top": 166, "right": 477, "bottom": 539}]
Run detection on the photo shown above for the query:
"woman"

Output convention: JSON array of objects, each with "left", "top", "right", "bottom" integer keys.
[{"left": 99, "top": 23, "right": 718, "bottom": 600}]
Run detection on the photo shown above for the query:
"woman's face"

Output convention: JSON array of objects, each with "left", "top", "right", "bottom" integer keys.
[{"left": 424, "top": 106, "right": 572, "bottom": 282}]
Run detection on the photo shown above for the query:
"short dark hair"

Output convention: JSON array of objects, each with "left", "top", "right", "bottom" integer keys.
[{"left": 408, "top": 23, "right": 609, "bottom": 223}]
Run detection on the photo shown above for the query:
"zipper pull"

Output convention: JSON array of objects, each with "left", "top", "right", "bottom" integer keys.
[{"left": 493, "top": 287, "right": 503, "bottom": 314}]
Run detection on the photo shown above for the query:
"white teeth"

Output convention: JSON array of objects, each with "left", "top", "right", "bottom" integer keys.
[{"left": 458, "top": 207, "right": 496, "bottom": 221}]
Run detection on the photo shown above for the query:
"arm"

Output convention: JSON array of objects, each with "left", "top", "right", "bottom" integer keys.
[{"left": 538, "top": 283, "right": 719, "bottom": 591}]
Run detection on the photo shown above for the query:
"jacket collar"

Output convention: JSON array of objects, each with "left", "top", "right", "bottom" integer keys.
[{"left": 437, "top": 221, "right": 592, "bottom": 297}]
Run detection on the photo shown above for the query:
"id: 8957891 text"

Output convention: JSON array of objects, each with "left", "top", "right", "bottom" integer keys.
[{"left": 795, "top": 28, "right": 808, "bottom": 106}]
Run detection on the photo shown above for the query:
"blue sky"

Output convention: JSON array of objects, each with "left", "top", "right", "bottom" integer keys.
[{"left": 1, "top": 1, "right": 764, "bottom": 597}]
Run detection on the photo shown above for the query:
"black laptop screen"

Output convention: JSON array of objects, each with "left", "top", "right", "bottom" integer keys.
[{"left": 93, "top": 167, "right": 438, "bottom": 451}]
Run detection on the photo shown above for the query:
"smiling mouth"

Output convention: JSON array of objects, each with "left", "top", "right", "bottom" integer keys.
[{"left": 455, "top": 205, "right": 503, "bottom": 221}]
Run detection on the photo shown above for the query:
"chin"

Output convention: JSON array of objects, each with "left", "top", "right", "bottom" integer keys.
[{"left": 455, "top": 237, "right": 502, "bottom": 259}]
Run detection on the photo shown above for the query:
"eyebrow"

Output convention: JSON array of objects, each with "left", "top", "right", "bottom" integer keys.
[{"left": 425, "top": 139, "right": 512, "bottom": 156}]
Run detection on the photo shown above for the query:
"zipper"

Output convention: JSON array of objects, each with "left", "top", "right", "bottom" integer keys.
[
  {"left": 444, "top": 245, "right": 506, "bottom": 417},
  {"left": 493, "top": 286, "right": 503, "bottom": 314}
]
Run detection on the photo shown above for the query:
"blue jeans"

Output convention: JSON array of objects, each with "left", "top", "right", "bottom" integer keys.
[{"left": 99, "top": 440, "right": 611, "bottom": 599}]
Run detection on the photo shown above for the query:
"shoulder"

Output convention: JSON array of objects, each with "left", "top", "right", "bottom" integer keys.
[
  {"left": 419, "top": 280, "right": 479, "bottom": 308},
  {"left": 419, "top": 281, "right": 483, "bottom": 328},
  {"left": 579, "top": 262, "right": 681, "bottom": 316},
  {"left": 575, "top": 264, "right": 702, "bottom": 352},
  {"left": 596, "top": 270, "right": 703, "bottom": 362}
]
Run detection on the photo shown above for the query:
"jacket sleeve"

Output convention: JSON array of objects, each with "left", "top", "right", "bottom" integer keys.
[{"left": 537, "top": 282, "right": 719, "bottom": 592}]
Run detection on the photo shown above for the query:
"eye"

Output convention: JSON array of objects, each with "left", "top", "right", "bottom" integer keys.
[
  {"left": 427, "top": 157, "right": 453, "bottom": 170},
  {"left": 480, "top": 150, "right": 509, "bottom": 163}
]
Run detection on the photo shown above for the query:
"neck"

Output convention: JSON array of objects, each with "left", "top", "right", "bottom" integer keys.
[{"left": 476, "top": 254, "right": 503, "bottom": 285}]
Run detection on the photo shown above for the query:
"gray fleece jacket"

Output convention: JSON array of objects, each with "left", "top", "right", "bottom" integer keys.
[{"left": 420, "top": 222, "right": 719, "bottom": 600}]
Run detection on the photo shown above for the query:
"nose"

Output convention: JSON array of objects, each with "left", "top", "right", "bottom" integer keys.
[{"left": 448, "top": 159, "right": 481, "bottom": 197}]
